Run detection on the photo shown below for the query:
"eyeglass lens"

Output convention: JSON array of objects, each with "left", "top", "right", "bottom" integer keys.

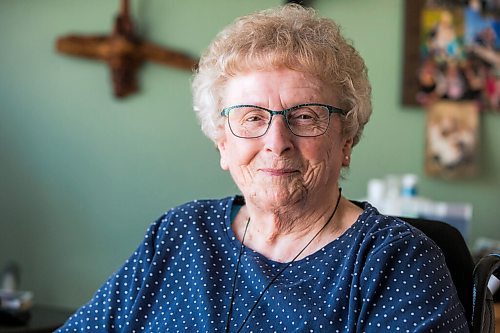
[{"left": 227, "top": 105, "right": 331, "bottom": 138}]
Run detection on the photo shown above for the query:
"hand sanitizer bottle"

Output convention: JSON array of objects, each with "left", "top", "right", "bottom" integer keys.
[{"left": 400, "top": 174, "right": 419, "bottom": 218}]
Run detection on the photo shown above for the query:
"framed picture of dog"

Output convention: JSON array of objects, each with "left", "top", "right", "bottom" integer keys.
[{"left": 425, "top": 100, "right": 479, "bottom": 179}]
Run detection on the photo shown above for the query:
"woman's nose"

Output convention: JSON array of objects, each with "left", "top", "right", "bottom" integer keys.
[{"left": 263, "top": 115, "right": 294, "bottom": 155}]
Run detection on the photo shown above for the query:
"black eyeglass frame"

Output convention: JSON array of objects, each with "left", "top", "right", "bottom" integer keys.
[{"left": 220, "top": 103, "right": 347, "bottom": 139}]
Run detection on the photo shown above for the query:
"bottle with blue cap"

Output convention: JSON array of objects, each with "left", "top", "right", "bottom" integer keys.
[{"left": 400, "top": 174, "right": 420, "bottom": 218}]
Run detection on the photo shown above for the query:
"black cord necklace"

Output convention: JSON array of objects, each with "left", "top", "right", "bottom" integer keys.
[{"left": 225, "top": 188, "right": 343, "bottom": 333}]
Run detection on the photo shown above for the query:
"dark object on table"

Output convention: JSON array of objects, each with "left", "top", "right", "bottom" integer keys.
[
  {"left": 0, "top": 263, "right": 31, "bottom": 326},
  {"left": 0, "top": 290, "right": 33, "bottom": 326},
  {"left": 0, "top": 310, "right": 30, "bottom": 327},
  {"left": 0, "top": 305, "right": 73, "bottom": 333}
]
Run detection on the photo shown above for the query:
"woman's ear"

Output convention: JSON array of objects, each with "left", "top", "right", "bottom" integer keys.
[
  {"left": 342, "top": 137, "right": 354, "bottom": 167},
  {"left": 216, "top": 139, "right": 229, "bottom": 170}
]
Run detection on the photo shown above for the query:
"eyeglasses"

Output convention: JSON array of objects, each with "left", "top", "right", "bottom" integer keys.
[{"left": 220, "top": 103, "right": 346, "bottom": 139}]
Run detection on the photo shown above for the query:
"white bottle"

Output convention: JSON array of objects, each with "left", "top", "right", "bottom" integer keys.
[
  {"left": 383, "top": 175, "right": 402, "bottom": 216},
  {"left": 399, "top": 174, "right": 419, "bottom": 218},
  {"left": 366, "top": 178, "right": 385, "bottom": 208}
]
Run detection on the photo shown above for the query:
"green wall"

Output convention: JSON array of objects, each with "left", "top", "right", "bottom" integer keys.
[{"left": 1, "top": 0, "right": 499, "bottom": 309}]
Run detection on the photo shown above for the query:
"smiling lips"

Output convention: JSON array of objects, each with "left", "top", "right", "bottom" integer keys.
[{"left": 259, "top": 168, "right": 299, "bottom": 176}]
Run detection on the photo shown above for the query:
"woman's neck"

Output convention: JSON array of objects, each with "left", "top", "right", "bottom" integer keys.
[{"left": 232, "top": 192, "right": 362, "bottom": 263}]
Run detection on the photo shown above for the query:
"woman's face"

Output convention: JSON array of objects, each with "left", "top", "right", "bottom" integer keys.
[{"left": 217, "top": 68, "right": 352, "bottom": 211}]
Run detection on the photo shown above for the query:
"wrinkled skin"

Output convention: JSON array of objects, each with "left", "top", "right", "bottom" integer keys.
[{"left": 217, "top": 69, "right": 355, "bottom": 244}]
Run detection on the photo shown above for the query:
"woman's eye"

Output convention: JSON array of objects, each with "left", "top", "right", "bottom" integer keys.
[
  {"left": 241, "top": 110, "right": 267, "bottom": 122},
  {"left": 244, "top": 114, "right": 264, "bottom": 122},
  {"left": 291, "top": 110, "right": 317, "bottom": 121},
  {"left": 296, "top": 113, "right": 314, "bottom": 120}
]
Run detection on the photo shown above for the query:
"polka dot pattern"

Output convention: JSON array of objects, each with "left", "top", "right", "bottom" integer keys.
[{"left": 56, "top": 197, "right": 469, "bottom": 332}]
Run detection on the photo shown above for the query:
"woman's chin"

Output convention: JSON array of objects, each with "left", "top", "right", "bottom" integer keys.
[{"left": 249, "top": 185, "right": 305, "bottom": 210}]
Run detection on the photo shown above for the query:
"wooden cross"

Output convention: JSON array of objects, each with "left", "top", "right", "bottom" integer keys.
[{"left": 55, "top": 0, "right": 199, "bottom": 98}]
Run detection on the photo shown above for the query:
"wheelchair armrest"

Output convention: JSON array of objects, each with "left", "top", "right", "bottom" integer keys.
[{"left": 471, "top": 253, "right": 500, "bottom": 333}]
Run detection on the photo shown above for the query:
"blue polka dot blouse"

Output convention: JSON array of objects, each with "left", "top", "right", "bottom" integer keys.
[{"left": 56, "top": 196, "right": 469, "bottom": 332}]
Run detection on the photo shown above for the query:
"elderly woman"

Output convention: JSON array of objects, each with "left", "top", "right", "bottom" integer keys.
[{"left": 57, "top": 5, "right": 468, "bottom": 333}]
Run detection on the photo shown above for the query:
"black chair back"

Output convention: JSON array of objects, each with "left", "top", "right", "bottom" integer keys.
[{"left": 399, "top": 217, "right": 475, "bottom": 326}]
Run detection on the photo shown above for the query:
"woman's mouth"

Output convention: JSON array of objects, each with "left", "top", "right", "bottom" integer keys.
[{"left": 259, "top": 168, "right": 299, "bottom": 176}]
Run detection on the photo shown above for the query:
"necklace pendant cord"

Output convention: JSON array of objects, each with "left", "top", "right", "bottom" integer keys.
[
  {"left": 225, "top": 216, "right": 251, "bottom": 333},
  {"left": 226, "top": 188, "right": 342, "bottom": 333}
]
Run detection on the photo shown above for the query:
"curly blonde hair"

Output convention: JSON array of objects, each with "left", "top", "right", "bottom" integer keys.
[{"left": 191, "top": 4, "right": 372, "bottom": 146}]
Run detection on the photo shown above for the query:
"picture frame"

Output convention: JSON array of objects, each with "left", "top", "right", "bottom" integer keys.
[
  {"left": 402, "top": 0, "right": 500, "bottom": 111},
  {"left": 425, "top": 100, "right": 479, "bottom": 179}
]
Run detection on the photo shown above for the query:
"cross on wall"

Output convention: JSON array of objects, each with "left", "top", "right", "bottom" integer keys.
[{"left": 55, "top": 0, "right": 199, "bottom": 98}]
